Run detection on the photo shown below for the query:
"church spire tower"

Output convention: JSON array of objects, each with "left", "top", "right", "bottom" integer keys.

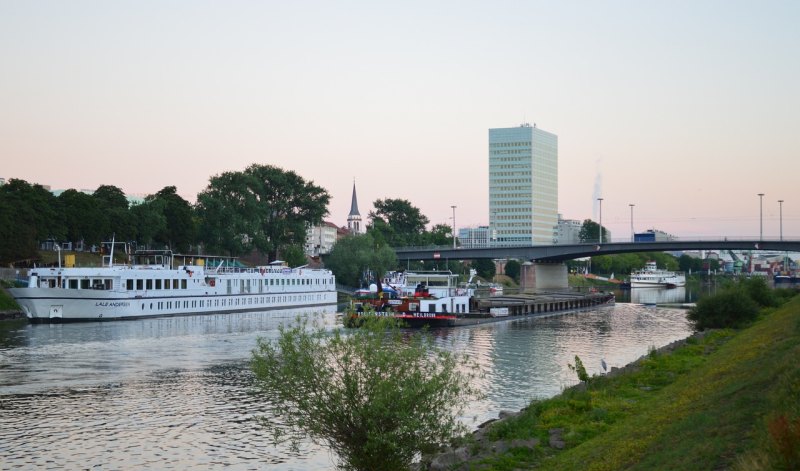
[{"left": 347, "top": 181, "right": 364, "bottom": 234}]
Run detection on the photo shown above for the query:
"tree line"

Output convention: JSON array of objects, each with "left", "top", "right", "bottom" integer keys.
[{"left": 0, "top": 164, "right": 329, "bottom": 266}]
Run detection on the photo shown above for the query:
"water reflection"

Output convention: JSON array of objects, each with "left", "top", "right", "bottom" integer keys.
[
  {"left": 631, "top": 287, "right": 686, "bottom": 305},
  {"left": 0, "top": 303, "right": 693, "bottom": 470}
]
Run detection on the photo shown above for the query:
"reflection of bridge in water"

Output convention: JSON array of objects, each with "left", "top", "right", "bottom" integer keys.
[{"left": 395, "top": 239, "right": 800, "bottom": 291}]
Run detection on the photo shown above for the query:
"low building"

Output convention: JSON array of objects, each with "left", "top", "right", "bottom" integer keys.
[
  {"left": 554, "top": 214, "right": 582, "bottom": 245},
  {"left": 458, "top": 226, "right": 490, "bottom": 248},
  {"left": 304, "top": 221, "right": 340, "bottom": 256}
]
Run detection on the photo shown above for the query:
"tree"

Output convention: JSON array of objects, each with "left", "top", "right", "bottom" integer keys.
[
  {"left": 197, "top": 165, "right": 329, "bottom": 259},
  {"left": 425, "top": 223, "right": 454, "bottom": 246},
  {"left": 325, "top": 233, "right": 397, "bottom": 287},
  {"left": 252, "top": 315, "right": 481, "bottom": 471},
  {"left": 280, "top": 245, "right": 307, "bottom": 268},
  {"left": 59, "top": 189, "right": 105, "bottom": 246},
  {"left": 129, "top": 200, "right": 167, "bottom": 248},
  {"left": 504, "top": 259, "right": 521, "bottom": 283},
  {"left": 473, "top": 258, "right": 496, "bottom": 280},
  {"left": 678, "top": 254, "right": 700, "bottom": 273},
  {"left": 0, "top": 179, "right": 63, "bottom": 263},
  {"left": 579, "top": 219, "right": 609, "bottom": 243},
  {"left": 93, "top": 185, "right": 129, "bottom": 210},
  {"left": 145, "top": 186, "right": 195, "bottom": 252},
  {"left": 368, "top": 198, "right": 429, "bottom": 247},
  {"left": 93, "top": 185, "right": 134, "bottom": 242}
]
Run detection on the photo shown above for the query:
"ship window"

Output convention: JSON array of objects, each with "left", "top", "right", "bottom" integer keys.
[
  {"left": 104, "top": 279, "right": 112, "bottom": 290},
  {"left": 70, "top": 279, "right": 79, "bottom": 290},
  {"left": 146, "top": 280, "right": 153, "bottom": 290},
  {"left": 126, "top": 280, "right": 133, "bottom": 290},
  {"left": 136, "top": 280, "right": 143, "bottom": 290},
  {"left": 155, "top": 279, "right": 162, "bottom": 289},
  {"left": 81, "top": 279, "right": 90, "bottom": 289},
  {"left": 181, "top": 280, "right": 187, "bottom": 289}
]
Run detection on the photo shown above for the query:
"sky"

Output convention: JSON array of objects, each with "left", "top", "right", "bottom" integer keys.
[{"left": 2, "top": 1, "right": 798, "bottom": 241}]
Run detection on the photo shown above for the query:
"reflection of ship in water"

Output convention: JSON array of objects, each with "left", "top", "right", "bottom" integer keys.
[{"left": 631, "top": 287, "right": 686, "bottom": 305}]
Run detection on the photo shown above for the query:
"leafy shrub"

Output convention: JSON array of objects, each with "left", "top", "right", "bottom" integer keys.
[
  {"left": 687, "top": 289, "right": 760, "bottom": 330},
  {"left": 739, "top": 277, "right": 778, "bottom": 308},
  {"left": 251, "top": 315, "right": 481, "bottom": 471},
  {"left": 568, "top": 355, "right": 590, "bottom": 384}
]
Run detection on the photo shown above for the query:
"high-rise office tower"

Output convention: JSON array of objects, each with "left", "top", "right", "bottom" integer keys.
[{"left": 489, "top": 123, "right": 558, "bottom": 246}]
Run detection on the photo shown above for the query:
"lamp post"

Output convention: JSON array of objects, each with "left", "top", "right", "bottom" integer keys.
[
  {"left": 451, "top": 205, "right": 457, "bottom": 249},
  {"left": 629, "top": 203, "right": 635, "bottom": 242},
  {"left": 597, "top": 198, "right": 604, "bottom": 244},
  {"left": 758, "top": 193, "right": 764, "bottom": 240},
  {"left": 778, "top": 200, "right": 784, "bottom": 241}
]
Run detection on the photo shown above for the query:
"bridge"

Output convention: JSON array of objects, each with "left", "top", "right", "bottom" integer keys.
[{"left": 395, "top": 239, "right": 800, "bottom": 291}]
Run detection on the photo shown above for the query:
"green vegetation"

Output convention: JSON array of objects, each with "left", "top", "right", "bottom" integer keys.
[
  {"left": 0, "top": 286, "right": 20, "bottom": 310},
  {"left": 197, "top": 164, "right": 329, "bottom": 259},
  {"left": 366, "top": 198, "right": 457, "bottom": 248},
  {"left": 325, "top": 233, "right": 397, "bottom": 287},
  {"left": 504, "top": 260, "right": 521, "bottom": 283},
  {"left": 251, "top": 315, "right": 481, "bottom": 471},
  {"left": 578, "top": 219, "right": 609, "bottom": 244},
  {"left": 687, "top": 277, "right": 796, "bottom": 330},
  {"left": 453, "top": 294, "right": 800, "bottom": 470},
  {"left": 0, "top": 167, "right": 330, "bottom": 265},
  {"left": 473, "top": 258, "right": 496, "bottom": 280}
]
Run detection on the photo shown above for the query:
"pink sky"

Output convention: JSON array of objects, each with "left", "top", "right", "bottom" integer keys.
[{"left": 2, "top": 1, "right": 798, "bottom": 241}]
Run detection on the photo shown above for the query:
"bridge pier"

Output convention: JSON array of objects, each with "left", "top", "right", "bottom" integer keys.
[{"left": 520, "top": 261, "right": 568, "bottom": 292}]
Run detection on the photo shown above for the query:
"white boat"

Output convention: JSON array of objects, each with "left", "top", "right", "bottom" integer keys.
[
  {"left": 629, "top": 261, "right": 686, "bottom": 288},
  {"left": 9, "top": 250, "right": 337, "bottom": 322}
]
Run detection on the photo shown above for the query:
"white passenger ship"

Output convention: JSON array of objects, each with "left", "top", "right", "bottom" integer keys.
[
  {"left": 9, "top": 250, "right": 337, "bottom": 322},
  {"left": 629, "top": 261, "right": 686, "bottom": 288}
]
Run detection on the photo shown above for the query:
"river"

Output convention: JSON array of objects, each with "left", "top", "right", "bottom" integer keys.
[{"left": 0, "top": 299, "right": 693, "bottom": 470}]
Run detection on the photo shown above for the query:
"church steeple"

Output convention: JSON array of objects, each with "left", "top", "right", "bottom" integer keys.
[
  {"left": 347, "top": 181, "right": 364, "bottom": 234},
  {"left": 348, "top": 182, "right": 360, "bottom": 217}
]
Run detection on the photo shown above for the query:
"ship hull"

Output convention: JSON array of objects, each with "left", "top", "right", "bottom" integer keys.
[{"left": 10, "top": 287, "right": 338, "bottom": 322}]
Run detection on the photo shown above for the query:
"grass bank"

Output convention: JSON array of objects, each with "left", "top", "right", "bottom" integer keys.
[
  {"left": 0, "top": 280, "right": 21, "bottom": 312},
  {"left": 459, "top": 295, "right": 800, "bottom": 470}
]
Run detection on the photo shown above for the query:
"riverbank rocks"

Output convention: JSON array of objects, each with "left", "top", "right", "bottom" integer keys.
[
  {"left": 498, "top": 409, "right": 520, "bottom": 420},
  {"left": 548, "top": 428, "right": 566, "bottom": 449},
  {"left": 0, "top": 310, "right": 24, "bottom": 321},
  {"left": 428, "top": 447, "right": 470, "bottom": 470}
]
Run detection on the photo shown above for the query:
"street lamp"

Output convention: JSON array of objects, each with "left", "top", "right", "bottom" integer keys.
[
  {"left": 758, "top": 193, "right": 764, "bottom": 240},
  {"left": 629, "top": 204, "right": 635, "bottom": 242},
  {"left": 778, "top": 200, "right": 784, "bottom": 241},
  {"left": 451, "top": 205, "right": 457, "bottom": 249},
  {"left": 597, "top": 198, "right": 604, "bottom": 244}
]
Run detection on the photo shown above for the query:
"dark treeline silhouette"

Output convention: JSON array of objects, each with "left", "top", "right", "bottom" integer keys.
[{"left": 0, "top": 164, "right": 330, "bottom": 266}]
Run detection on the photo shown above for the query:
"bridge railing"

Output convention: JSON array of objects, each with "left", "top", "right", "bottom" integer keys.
[{"left": 394, "top": 236, "right": 797, "bottom": 252}]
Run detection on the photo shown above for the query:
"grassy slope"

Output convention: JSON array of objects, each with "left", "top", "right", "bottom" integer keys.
[
  {"left": 0, "top": 288, "right": 20, "bottom": 310},
  {"left": 473, "top": 295, "right": 800, "bottom": 470}
]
